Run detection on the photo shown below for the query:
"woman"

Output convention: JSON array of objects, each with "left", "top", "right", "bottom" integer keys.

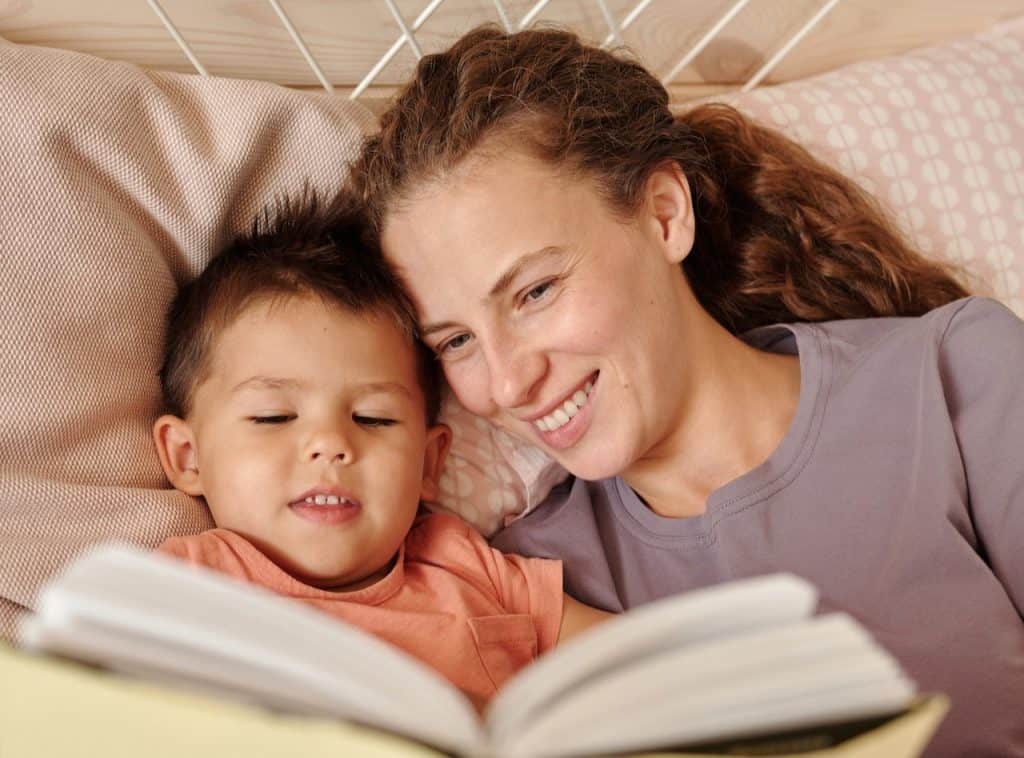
[{"left": 352, "top": 27, "right": 1023, "bottom": 757}]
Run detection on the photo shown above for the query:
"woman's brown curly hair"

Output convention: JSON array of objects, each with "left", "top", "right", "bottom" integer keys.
[{"left": 352, "top": 25, "right": 968, "bottom": 333}]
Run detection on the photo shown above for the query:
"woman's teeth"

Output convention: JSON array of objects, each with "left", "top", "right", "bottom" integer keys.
[{"left": 535, "top": 380, "right": 594, "bottom": 432}]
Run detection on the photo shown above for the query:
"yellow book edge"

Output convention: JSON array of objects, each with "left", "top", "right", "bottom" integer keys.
[{"left": 0, "top": 642, "right": 947, "bottom": 758}]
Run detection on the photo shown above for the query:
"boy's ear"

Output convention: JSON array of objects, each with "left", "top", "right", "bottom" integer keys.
[
  {"left": 152, "top": 414, "right": 204, "bottom": 497},
  {"left": 644, "top": 161, "right": 695, "bottom": 265},
  {"left": 419, "top": 423, "right": 453, "bottom": 504}
]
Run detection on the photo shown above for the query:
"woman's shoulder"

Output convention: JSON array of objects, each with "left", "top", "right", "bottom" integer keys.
[
  {"left": 930, "top": 295, "right": 1022, "bottom": 343},
  {"left": 799, "top": 296, "right": 1018, "bottom": 353}
]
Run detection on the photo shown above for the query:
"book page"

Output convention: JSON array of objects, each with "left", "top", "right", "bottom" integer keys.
[
  {"left": 487, "top": 573, "right": 816, "bottom": 743},
  {"left": 23, "top": 545, "right": 486, "bottom": 756},
  {"left": 502, "top": 614, "right": 916, "bottom": 758}
]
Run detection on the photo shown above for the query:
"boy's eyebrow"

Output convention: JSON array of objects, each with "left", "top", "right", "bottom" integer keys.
[
  {"left": 232, "top": 376, "right": 413, "bottom": 399},
  {"left": 420, "top": 246, "right": 564, "bottom": 338},
  {"left": 231, "top": 376, "right": 303, "bottom": 393},
  {"left": 352, "top": 381, "right": 413, "bottom": 399}
]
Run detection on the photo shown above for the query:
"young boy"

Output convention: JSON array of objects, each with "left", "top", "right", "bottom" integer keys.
[{"left": 151, "top": 192, "right": 609, "bottom": 711}]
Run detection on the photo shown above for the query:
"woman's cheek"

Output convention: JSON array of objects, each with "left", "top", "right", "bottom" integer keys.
[{"left": 443, "top": 360, "right": 494, "bottom": 418}]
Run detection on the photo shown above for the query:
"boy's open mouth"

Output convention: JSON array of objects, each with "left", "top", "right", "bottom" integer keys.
[{"left": 289, "top": 488, "right": 362, "bottom": 525}]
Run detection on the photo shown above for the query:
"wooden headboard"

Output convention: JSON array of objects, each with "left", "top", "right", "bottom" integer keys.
[{"left": 2, "top": 0, "right": 1022, "bottom": 109}]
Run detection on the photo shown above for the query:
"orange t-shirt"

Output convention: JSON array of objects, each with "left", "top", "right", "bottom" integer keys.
[{"left": 158, "top": 512, "right": 563, "bottom": 709}]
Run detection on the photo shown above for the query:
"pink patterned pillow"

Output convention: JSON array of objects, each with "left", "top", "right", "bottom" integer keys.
[
  {"left": 715, "top": 15, "right": 1024, "bottom": 315},
  {"left": 431, "top": 16, "right": 1024, "bottom": 533},
  {"left": 433, "top": 391, "right": 565, "bottom": 535}
]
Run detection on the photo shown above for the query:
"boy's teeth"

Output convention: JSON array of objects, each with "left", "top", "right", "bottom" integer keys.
[{"left": 305, "top": 495, "right": 344, "bottom": 506}]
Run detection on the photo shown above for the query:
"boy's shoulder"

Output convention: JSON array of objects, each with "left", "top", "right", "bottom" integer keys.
[
  {"left": 404, "top": 510, "right": 497, "bottom": 569},
  {"left": 157, "top": 528, "right": 267, "bottom": 578},
  {"left": 407, "top": 510, "right": 482, "bottom": 548}
]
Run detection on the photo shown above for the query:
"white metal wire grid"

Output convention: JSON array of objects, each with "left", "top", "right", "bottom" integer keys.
[{"left": 144, "top": 0, "right": 842, "bottom": 99}]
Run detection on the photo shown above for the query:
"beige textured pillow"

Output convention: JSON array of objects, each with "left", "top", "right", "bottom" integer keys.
[{"left": 0, "top": 38, "right": 375, "bottom": 640}]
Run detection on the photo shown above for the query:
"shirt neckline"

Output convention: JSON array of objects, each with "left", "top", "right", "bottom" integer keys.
[
  {"left": 610, "top": 322, "right": 832, "bottom": 544},
  {"left": 217, "top": 529, "right": 407, "bottom": 604}
]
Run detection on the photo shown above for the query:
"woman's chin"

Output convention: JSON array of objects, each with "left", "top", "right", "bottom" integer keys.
[{"left": 549, "top": 442, "right": 634, "bottom": 483}]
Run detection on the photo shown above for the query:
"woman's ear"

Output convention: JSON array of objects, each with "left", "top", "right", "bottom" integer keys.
[
  {"left": 644, "top": 161, "right": 696, "bottom": 265},
  {"left": 152, "top": 414, "right": 204, "bottom": 496},
  {"left": 419, "top": 423, "right": 453, "bottom": 504}
]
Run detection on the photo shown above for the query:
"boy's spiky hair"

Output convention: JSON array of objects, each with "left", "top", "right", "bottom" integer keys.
[{"left": 158, "top": 189, "right": 441, "bottom": 423}]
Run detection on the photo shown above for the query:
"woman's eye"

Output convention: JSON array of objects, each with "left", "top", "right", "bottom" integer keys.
[
  {"left": 438, "top": 332, "right": 472, "bottom": 356},
  {"left": 522, "top": 279, "right": 555, "bottom": 304},
  {"left": 354, "top": 415, "right": 397, "bottom": 427},
  {"left": 250, "top": 415, "right": 293, "bottom": 424}
]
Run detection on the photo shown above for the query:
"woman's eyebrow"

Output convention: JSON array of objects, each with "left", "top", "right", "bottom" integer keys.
[
  {"left": 421, "top": 246, "right": 565, "bottom": 338},
  {"left": 487, "top": 246, "right": 564, "bottom": 300}
]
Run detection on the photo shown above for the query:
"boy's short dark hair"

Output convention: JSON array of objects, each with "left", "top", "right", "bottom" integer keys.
[{"left": 159, "top": 190, "right": 441, "bottom": 424}]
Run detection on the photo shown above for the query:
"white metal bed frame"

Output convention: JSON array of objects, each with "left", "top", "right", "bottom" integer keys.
[{"left": 144, "top": 0, "right": 843, "bottom": 101}]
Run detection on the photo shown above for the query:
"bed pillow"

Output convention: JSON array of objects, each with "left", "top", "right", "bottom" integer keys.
[{"left": 714, "top": 15, "right": 1024, "bottom": 316}]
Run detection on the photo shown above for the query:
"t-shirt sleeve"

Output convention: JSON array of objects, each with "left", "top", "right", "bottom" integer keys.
[
  {"left": 416, "top": 513, "right": 564, "bottom": 654},
  {"left": 155, "top": 530, "right": 257, "bottom": 582},
  {"left": 156, "top": 536, "right": 190, "bottom": 559},
  {"left": 940, "top": 297, "right": 1024, "bottom": 615}
]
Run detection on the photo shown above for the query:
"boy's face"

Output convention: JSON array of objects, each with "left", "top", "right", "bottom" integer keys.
[{"left": 156, "top": 294, "right": 449, "bottom": 590}]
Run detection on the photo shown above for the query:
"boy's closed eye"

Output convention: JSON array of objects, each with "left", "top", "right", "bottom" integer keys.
[
  {"left": 247, "top": 414, "right": 399, "bottom": 427},
  {"left": 249, "top": 414, "right": 295, "bottom": 424},
  {"left": 353, "top": 415, "right": 398, "bottom": 427}
]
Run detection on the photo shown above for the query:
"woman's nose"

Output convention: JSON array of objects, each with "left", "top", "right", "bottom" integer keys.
[{"left": 487, "top": 342, "right": 548, "bottom": 410}]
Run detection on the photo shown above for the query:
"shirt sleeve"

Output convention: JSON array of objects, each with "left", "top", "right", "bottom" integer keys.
[
  {"left": 154, "top": 530, "right": 258, "bottom": 582},
  {"left": 940, "top": 297, "right": 1024, "bottom": 616},
  {"left": 415, "top": 513, "right": 565, "bottom": 653}
]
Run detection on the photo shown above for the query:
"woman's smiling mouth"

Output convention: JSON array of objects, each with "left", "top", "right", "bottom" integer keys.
[{"left": 529, "top": 372, "right": 598, "bottom": 449}]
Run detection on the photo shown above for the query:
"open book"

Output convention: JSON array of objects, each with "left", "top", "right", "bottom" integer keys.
[{"left": 21, "top": 545, "right": 925, "bottom": 758}]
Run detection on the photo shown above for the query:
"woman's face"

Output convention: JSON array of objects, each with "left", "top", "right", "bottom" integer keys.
[{"left": 381, "top": 149, "right": 698, "bottom": 481}]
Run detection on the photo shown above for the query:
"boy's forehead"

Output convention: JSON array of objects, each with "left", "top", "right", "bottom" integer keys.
[{"left": 204, "top": 296, "right": 424, "bottom": 396}]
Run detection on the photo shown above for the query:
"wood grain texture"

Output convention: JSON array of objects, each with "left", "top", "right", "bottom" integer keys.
[{"left": 2, "top": 0, "right": 1022, "bottom": 99}]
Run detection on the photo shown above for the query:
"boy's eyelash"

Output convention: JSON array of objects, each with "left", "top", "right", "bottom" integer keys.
[
  {"left": 250, "top": 415, "right": 397, "bottom": 427},
  {"left": 354, "top": 416, "right": 397, "bottom": 427}
]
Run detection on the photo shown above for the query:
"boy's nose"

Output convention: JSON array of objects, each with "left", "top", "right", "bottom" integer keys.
[{"left": 306, "top": 431, "right": 353, "bottom": 463}]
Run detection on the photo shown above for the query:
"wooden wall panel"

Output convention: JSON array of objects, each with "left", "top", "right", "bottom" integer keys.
[{"left": 2, "top": 0, "right": 1022, "bottom": 102}]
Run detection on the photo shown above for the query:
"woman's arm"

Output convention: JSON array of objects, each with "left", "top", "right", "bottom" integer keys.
[{"left": 941, "top": 297, "right": 1024, "bottom": 616}]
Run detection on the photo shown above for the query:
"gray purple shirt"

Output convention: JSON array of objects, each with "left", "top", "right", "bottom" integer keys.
[{"left": 491, "top": 296, "right": 1024, "bottom": 758}]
